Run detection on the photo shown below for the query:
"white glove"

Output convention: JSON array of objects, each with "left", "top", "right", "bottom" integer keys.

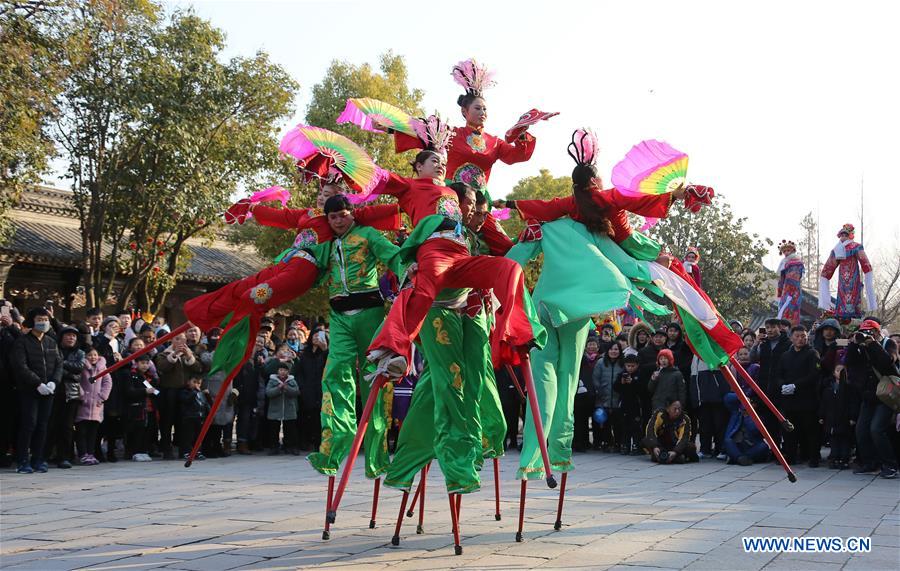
[
  {"left": 781, "top": 383, "right": 796, "bottom": 395},
  {"left": 37, "top": 383, "right": 52, "bottom": 396},
  {"left": 46, "top": 381, "right": 56, "bottom": 394}
]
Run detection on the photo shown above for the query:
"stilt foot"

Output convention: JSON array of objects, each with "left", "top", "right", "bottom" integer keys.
[
  {"left": 326, "top": 511, "right": 336, "bottom": 524},
  {"left": 369, "top": 519, "right": 376, "bottom": 529},
  {"left": 390, "top": 535, "right": 399, "bottom": 546},
  {"left": 184, "top": 460, "right": 192, "bottom": 468},
  {"left": 495, "top": 514, "right": 502, "bottom": 521},
  {"left": 406, "top": 509, "right": 414, "bottom": 518},
  {"left": 554, "top": 520, "right": 562, "bottom": 531},
  {"left": 781, "top": 419, "right": 795, "bottom": 432},
  {"left": 322, "top": 530, "right": 330, "bottom": 540},
  {"left": 515, "top": 531, "right": 523, "bottom": 542},
  {"left": 454, "top": 545, "right": 463, "bottom": 555},
  {"left": 416, "top": 524, "right": 424, "bottom": 534},
  {"left": 546, "top": 475, "right": 557, "bottom": 489},
  {"left": 788, "top": 473, "right": 797, "bottom": 483}
]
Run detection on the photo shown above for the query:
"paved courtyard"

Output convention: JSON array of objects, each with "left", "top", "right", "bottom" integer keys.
[{"left": 2, "top": 451, "right": 898, "bottom": 570}]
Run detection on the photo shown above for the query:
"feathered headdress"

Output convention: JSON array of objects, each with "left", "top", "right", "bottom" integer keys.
[
  {"left": 452, "top": 58, "right": 496, "bottom": 103},
  {"left": 567, "top": 128, "right": 600, "bottom": 166},
  {"left": 777, "top": 239, "right": 796, "bottom": 255},
  {"left": 412, "top": 113, "right": 454, "bottom": 156},
  {"left": 837, "top": 223, "right": 855, "bottom": 239}
]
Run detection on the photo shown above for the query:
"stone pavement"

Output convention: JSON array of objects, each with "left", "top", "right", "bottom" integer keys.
[{"left": 1, "top": 451, "right": 898, "bottom": 570}]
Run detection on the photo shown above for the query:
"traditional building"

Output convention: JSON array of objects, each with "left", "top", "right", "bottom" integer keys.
[{"left": 1, "top": 186, "right": 267, "bottom": 325}]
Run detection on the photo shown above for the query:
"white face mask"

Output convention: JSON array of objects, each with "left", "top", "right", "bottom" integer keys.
[{"left": 32, "top": 321, "right": 51, "bottom": 333}]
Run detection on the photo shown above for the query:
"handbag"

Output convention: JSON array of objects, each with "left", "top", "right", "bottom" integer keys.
[
  {"left": 65, "top": 380, "right": 84, "bottom": 402},
  {"left": 874, "top": 370, "right": 900, "bottom": 412}
]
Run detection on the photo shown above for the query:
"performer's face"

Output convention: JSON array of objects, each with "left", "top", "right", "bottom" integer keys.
[
  {"left": 415, "top": 153, "right": 446, "bottom": 180},
  {"left": 467, "top": 201, "right": 488, "bottom": 232},
  {"left": 327, "top": 209, "right": 354, "bottom": 236},
  {"left": 685, "top": 253, "right": 697, "bottom": 262},
  {"left": 317, "top": 184, "right": 342, "bottom": 209},
  {"left": 462, "top": 97, "right": 487, "bottom": 128}
]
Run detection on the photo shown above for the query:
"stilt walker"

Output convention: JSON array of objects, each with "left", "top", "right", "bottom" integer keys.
[
  {"left": 776, "top": 240, "right": 804, "bottom": 326},
  {"left": 818, "top": 223, "right": 877, "bottom": 320}
]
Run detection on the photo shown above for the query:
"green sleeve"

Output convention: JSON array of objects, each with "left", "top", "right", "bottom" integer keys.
[
  {"left": 363, "top": 226, "right": 402, "bottom": 274},
  {"left": 506, "top": 239, "right": 542, "bottom": 269},
  {"left": 593, "top": 234, "right": 652, "bottom": 283},
  {"left": 618, "top": 231, "right": 661, "bottom": 261}
]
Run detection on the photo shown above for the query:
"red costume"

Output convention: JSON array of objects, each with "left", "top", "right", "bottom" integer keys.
[
  {"left": 367, "top": 172, "right": 535, "bottom": 366},
  {"left": 445, "top": 127, "right": 535, "bottom": 190},
  {"left": 184, "top": 203, "right": 400, "bottom": 331}
]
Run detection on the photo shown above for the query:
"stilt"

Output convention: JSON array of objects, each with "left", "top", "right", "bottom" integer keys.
[
  {"left": 369, "top": 478, "right": 381, "bottom": 529},
  {"left": 515, "top": 479, "right": 526, "bottom": 542},
  {"left": 327, "top": 375, "right": 388, "bottom": 524},
  {"left": 92, "top": 323, "right": 190, "bottom": 380},
  {"left": 406, "top": 464, "right": 427, "bottom": 517},
  {"left": 720, "top": 366, "right": 797, "bottom": 482},
  {"left": 730, "top": 358, "right": 795, "bottom": 433},
  {"left": 554, "top": 472, "right": 568, "bottom": 530},
  {"left": 449, "top": 494, "right": 462, "bottom": 555},
  {"left": 504, "top": 364, "right": 525, "bottom": 399},
  {"left": 520, "top": 352, "right": 557, "bottom": 489},
  {"left": 323, "top": 476, "right": 335, "bottom": 540},
  {"left": 455, "top": 493, "right": 461, "bottom": 520},
  {"left": 493, "top": 457, "right": 502, "bottom": 521},
  {"left": 391, "top": 490, "right": 410, "bottom": 546},
  {"left": 416, "top": 463, "right": 428, "bottom": 534}
]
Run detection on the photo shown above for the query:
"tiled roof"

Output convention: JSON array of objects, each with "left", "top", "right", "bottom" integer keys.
[{"left": 3, "top": 188, "right": 266, "bottom": 284}]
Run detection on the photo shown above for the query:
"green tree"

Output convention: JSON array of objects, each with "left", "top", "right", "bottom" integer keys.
[
  {"left": 0, "top": 1, "right": 71, "bottom": 242},
  {"left": 646, "top": 197, "right": 772, "bottom": 322},
  {"left": 499, "top": 168, "right": 571, "bottom": 238},
  {"left": 54, "top": 1, "right": 297, "bottom": 312}
]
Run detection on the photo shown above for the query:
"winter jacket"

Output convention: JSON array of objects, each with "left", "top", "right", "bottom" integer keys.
[
  {"left": 818, "top": 377, "right": 860, "bottom": 436},
  {"left": 76, "top": 357, "right": 113, "bottom": 422},
  {"left": 235, "top": 361, "right": 261, "bottom": 410},
  {"left": 123, "top": 369, "right": 158, "bottom": 422},
  {"left": 627, "top": 322, "right": 652, "bottom": 356},
  {"left": 643, "top": 408, "right": 692, "bottom": 454},
  {"left": 757, "top": 332, "right": 790, "bottom": 398},
  {"left": 845, "top": 339, "right": 895, "bottom": 404},
  {"left": 293, "top": 348, "right": 327, "bottom": 411},
  {"left": 666, "top": 337, "right": 695, "bottom": 382},
  {"left": 203, "top": 357, "right": 237, "bottom": 426},
  {"left": 59, "top": 346, "right": 86, "bottom": 402},
  {"left": 689, "top": 357, "right": 729, "bottom": 407},
  {"left": 155, "top": 346, "right": 202, "bottom": 389},
  {"left": 592, "top": 357, "right": 623, "bottom": 409},
  {"left": 723, "top": 393, "right": 762, "bottom": 447},
  {"left": 265, "top": 374, "right": 300, "bottom": 421},
  {"left": 11, "top": 331, "right": 62, "bottom": 391},
  {"left": 774, "top": 345, "right": 821, "bottom": 412},
  {"left": 648, "top": 366, "right": 686, "bottom": 411},
  {"left": 92, "top": 334, "right": 120, "bottom": 366},
  {"left": 0, "top": 325, "right": 22, "bottom": 392},
  {"left": 178, "top": 387, "right": 209, "bottom": 420},
  {"left": 613, "top": 370, "right": 643, "bottom": 418}
]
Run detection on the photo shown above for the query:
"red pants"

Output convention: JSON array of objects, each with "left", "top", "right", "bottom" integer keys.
[
  {"left": 369, "top": 238, "right": 533, "bottom": 366},
  {"left": 184, "top": 256, "right": 318, "bottom": 331}
]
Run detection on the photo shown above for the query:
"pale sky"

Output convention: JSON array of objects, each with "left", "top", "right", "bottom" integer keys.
[{"left": 158, "top": 1, "right": 898, "bottom": 271}]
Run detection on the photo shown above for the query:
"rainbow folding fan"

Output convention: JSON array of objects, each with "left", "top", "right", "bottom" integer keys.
[
  {"left": 279, "top": 125, "right": 384, "bottom": 196},
  {"left": 336, "top": 98, "right": 419, "bottom": 138},
  {"left": 611, "top": 140, "right": 689, "bottom": 198}
]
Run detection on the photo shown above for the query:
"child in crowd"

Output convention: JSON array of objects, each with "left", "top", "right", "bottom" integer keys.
[
  {"left": 265, "top": 362, "right": 300, "bottom": 455},
  {"left": 76, "top": 348, "right": 112, "bottom": 465},
  {"left": 178, "top": 374, "right": 209, "bottom": 460},
  {"left": 648, "top": 348, "right": 686, "bottom": 412},
  {"left": 124, "top": 354, "right": 158, "bottom": 461},
  {"left": 613, "top": 354, "right": 644, "bottom": 454}
]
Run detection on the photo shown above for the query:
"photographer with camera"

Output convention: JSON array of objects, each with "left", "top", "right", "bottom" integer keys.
[{"left": 845, "top": 320, "right": 898, "bottom": 478}]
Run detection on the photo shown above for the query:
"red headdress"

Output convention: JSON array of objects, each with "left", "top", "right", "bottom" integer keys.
[
  {"left": 837, "top": 223, "right": 855, "bottom": 239},
  {"left": 777, "top": 240, "right": 796, "bottom": 255},
  {"left": 684, "top": 247, "right": 700, "bottom": 261}
]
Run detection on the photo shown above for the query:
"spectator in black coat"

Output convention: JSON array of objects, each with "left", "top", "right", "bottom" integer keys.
[
  {"left": 496, "top": 365, "right": 523, "bottom": 451},
  {"left": 775, "top": 325, "right": 822, "bottom": 467},
  {"left": 122, "top": 354, "right": 158, "bottom": 461},
  {"left": 818, "top": 367, "right": 860, "bottom": 469},
  {"left": 757, "top": 318, "right": 791, "bottom": 445},
  {"left": 49, "top": 326, "right": 84, "bottom": 469},
  {"left": 574, "top": 337, "right": 601, "bottom": 451},
  {"left": 177, "top": 374, "right": 209, "bottom": 460},
  {"left": 846, "top": 320, "right": 898, "bottom": 479},
  {"left": 0, "top": 301, "right": 23, "bottom": 467},
  {"left": 10, "top": 308, "right": 62, "bottom": 473},
  {"left": 689, "top": 355, "right": 729, "bottom": 459},
  {"left": 293, "top": 332, "right": 328, "bottom": 451},
  {"left": 613, "top": 354, "right": 644, "bottom": 454}
]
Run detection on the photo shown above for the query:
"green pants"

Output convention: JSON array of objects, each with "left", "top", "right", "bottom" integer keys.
[
  {"left": 386, "top": 307, "right": 503, "bottom": 494},
  {"left": 308, "top": 306, "right": 392, "bottom": 479},
  {"left": 517, "top": 315, "right": 592, "bottom": 480}
]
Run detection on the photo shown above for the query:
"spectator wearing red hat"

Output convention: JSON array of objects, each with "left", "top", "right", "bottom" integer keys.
[{"left": 648, "top": 348, "right": 686, "bottom": 412}]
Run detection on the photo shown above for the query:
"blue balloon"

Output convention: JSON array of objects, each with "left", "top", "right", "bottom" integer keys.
[{"left": 592, "top": 407, "right": 608, "bottom": 426}]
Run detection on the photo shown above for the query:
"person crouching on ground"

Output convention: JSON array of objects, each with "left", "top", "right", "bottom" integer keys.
[
  {"left": 722, "top": 392, "right": 769, "bottom": 466},
  {"left": 642, "top": 399, "right": 698, "bottom": 464}
]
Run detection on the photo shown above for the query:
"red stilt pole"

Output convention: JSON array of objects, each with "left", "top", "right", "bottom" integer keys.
[
  {"left": 406, "top": 464, "right": 427, "bottom": 517},
  {"left": 369, "top": 478, "right": 381, "bottom": 529},
  {"left": 92, "top": 323, "right": 190, "bottom": 380},
  {"left": 520, "top": 353, "right": 556, "bottom": 489},
  {"left": 184, "top": 350, "right": 251, "bottom": 467},
  {"left": 730, "top": 357, "right": 794, "bottom": 433},
  {"left": 515, "top": 479, "right": 526, "bottom": 542},
  {"left": 493, "top": 457, "right": 501, "bottom": 521},
  {"left": 720, "top": 366, "right": 797, "bottom": 482},
  {"left": 416, "top": 463, "right": 428, "bottom": 534},
  {"left": 504, "top": 364, "right": 525, "bottom": 399},
  {"left": 554, "top": 472, "right": 568, "bottom": 531},
  {"left": 449, "top": 494, "right": 462, "bottom": 555},
  {"left": 327, "top": 375, "right": 388, "bottom": 524},
  {"left": 455, "top": 493, "right": 461, "bottom": 520},
  {"left": 391, "top": 490, "right": 410, "bottom": 546},
  {"left": 323, "top": 476, "right": 334, "bottom": 540}
]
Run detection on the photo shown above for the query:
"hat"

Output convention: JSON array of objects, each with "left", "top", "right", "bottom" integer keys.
[
  {"left": 818, "top": 318, "right": 841, "bottom": 334},
  {"left": 837, "top": 223, "right": 855, "bottom": 239},
  {"left": 657, "top": 348, "right": 675, "bottom": 366},
  {"left": 653, "top": 328, "right": 667, "bottom": 337},
  {"left": 859, "top": 319, "right": 881, "bottom": 333},
  {"left": 101, "top": 316, "right": 120, "bottom": 329},
  {"left": 684, "top": 247, "right": 700, "bottom": 261},
  {"left": 259, "top": 321, "right": 274, "bottom": 332},
  {"left": 59, "top": 325, "right": 80, "bottom": 337},
  {"left": 777, "top": 240, "right": 796, "bottom": 255},
  {"left": 667, "top": 322, "right": 682, "bottom": 332}
]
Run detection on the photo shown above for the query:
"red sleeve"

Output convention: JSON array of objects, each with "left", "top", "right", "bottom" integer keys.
[
  {"left": 356, "top": 204, "right": 402, "bottom": 232},
  {"left": 479, "top": 214, "right": 514, "bottom": 255},
  {"left": 607, "top": 209, "right": 635, "bottom": 243},
  {"left": 375, "top": 172, "right": 411, "bottom": 198},
  {"left": 497, "top": 132, "right": 536, "bottom": 165},
  {"left": 820, "top": 254, "right": 838, "bottom": 279},
  {"left": 252, "top": 205, "right": 310, "bottom": 230},
  {"left": 394, "top": 132, "right": 423, "bottom": 153},
  {"left": 602, "top": 188, "right": 674, "bottom": 220},
  {"left": 857, "top": 248, "right": 873, "bottom": 273},
  {"left": 693, "top": 266, "right": 703, "bottom": 288},
  {"left": 513, "top": 196, "right": 576, "bottom": 222}
]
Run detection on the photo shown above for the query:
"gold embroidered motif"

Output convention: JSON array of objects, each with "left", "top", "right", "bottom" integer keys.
[
  {"left": 321, "top": 392, "right": 334, "bottom": 416},
  {"left": 433, "top": 317, "right": 450, "bottom": 345},
  {"left": 320, "top": 429, "right": 333, "bottom": 456},
  {"left": 450, "top": 363, "right": 463, "bottom": 390}
]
